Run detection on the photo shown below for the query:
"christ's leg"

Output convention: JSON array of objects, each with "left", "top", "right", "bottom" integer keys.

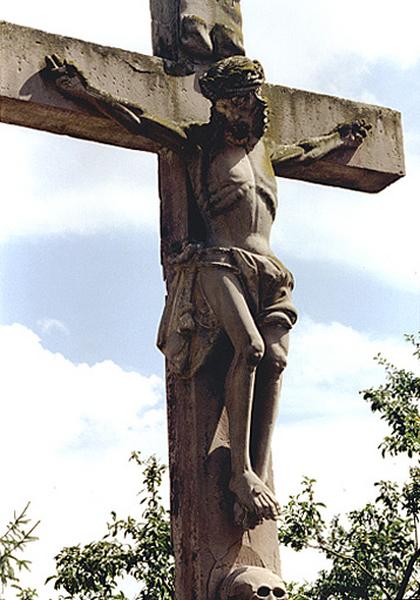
[
  {"left": 198, "top": 268, "right": 280, "bottom": 526},
  {"left": 251, "top": 325, "right": 289, "bottom": 485}
]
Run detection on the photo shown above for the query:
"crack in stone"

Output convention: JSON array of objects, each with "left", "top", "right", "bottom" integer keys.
[
  {"left": 122, "top": 59, "right": 154, "bottom": 75},
  {"left": 206, "top": 538, "right": 242, "bottom": 598}
]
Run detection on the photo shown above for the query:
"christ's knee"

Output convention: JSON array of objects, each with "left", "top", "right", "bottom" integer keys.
[
  {"left": 236, "top": 335, "right": 265, "bottom": 368},
  {"left": 264, "top": 344, "right": 288, "bottom": 378}
]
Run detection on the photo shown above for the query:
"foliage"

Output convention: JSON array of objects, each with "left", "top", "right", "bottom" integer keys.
[
  {"left": 362, "top": 333, "right": 420, "bottom": 459},
  {"left": 280, "top": 333, "right": 420, "bottom": 600},
  {"left": 281, "top": 474, "right": 419, "bottom": 600},
  {"left": 48, "top": 452, "right": 174, "bottom": 600},
  {"left": 0, "top": 503, "right": 40, "bottom": 600},
  {"left": 14, "top": 588, "right": 39, "bottom": 600}
]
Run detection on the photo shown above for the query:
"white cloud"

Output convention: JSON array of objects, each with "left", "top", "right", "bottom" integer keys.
[
  {"left": 37, "top": 318, "right": 70, "bottom": 336},
  {"left": 0, "top": 323, "right": 167, "bottom": 598},
  {"left": 0, "top": 323, "right": 165, "bottom": 455},
  {"left": 243, "top": 0, "right": 420, "bottom": 92},
  {"left": 0, "top": 126, "right": 160, "bottom": 240},
  {"left": 1, "top": 0, "right": 152, "bottom": 55},
  {"left": 282, "top": 315, "right": 419, "bottom": 420}
]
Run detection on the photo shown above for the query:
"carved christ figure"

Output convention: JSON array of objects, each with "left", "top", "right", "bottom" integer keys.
[{"left": 45, "top": 54, "right": 369, "bottom": 529}]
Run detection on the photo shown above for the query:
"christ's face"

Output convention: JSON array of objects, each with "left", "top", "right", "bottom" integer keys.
[{"left": 214, "top": 88, "right": 268, "bottom": 147}]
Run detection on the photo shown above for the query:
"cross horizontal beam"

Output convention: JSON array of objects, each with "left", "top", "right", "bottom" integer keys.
[
  {"left": 265, "top": 84, "right": 405, "bottom": 192},
  {"left": 1, "top": 21, "right": 405, "bottom": 192}
]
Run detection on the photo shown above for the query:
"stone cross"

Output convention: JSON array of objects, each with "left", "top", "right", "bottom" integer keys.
[{"left": 0, "top": 2, "right": 405, "bottom": 599}]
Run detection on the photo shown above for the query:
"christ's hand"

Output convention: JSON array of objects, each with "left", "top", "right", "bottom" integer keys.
[
  {"left": 335, "top": 119, "right": 371, "bottom": 147},
  {"left": 45, "top": 54, "right": 88, "bottom": 99}
]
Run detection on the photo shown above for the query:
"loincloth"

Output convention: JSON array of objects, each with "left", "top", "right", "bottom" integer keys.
[{"left": 157, "top": 244, "right": 297, "bottom": 378}]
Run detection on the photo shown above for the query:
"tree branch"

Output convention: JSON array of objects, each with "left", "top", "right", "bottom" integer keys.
[
  {"left": 0, "top": 506, "right": 40, "bottom": 571},
  {"left": 0, "top": 503, "right": 31, "bottom": 542},
  {"left": 289, "top": 593, "right": 312, "bottom": 600},
  {"left": 307, "top": 542, "right": 393, "bottom": 600},
  {"left": 396, "top": 548, "right": 420, "bottom": 600}
]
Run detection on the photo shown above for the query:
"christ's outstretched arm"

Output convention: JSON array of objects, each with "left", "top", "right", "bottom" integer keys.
[
  {"left": 269, "top": 120, "right": 371, "bottom": 166},
  {"left": 44, "top": 55, "right": 191, "bottom": 153}
]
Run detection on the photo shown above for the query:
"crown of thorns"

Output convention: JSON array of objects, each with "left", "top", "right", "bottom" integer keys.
[{"left": 199, "top": 56, "right": 265, "bottom": 100}]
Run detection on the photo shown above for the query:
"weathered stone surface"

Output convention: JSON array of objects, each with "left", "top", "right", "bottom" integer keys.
[
  {"left": 149, "top": 0, "right": 179, "bottom": 63},
  {"left": 1, "top": 21, "right": 404, "bottom": 192}
]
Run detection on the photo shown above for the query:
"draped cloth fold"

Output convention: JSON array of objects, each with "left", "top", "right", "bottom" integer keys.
[{"left": 157, "top": 244, "right": 297, "bottom": 378}]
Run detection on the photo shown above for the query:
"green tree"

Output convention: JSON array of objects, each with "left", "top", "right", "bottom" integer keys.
[
  {"left": 48, "top": 452, "right": 174, "bottom": 600},
  {"left": 0, "top": 503, "right": 40, "bottom": 600},
  {"left": 363, "top": 333, "right": 420, "bottom": 459},
  {"left": 279, "top": 333, "right": 420, "bottom": 600}
]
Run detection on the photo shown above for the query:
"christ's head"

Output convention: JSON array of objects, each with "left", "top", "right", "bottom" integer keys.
[{"left": 200, "top": 56, "right": 269, "bottom": 148}]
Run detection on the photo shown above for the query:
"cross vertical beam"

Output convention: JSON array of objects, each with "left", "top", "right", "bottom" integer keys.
[{"left": 150, "top": 0, "right": 244, "bottom": 64}]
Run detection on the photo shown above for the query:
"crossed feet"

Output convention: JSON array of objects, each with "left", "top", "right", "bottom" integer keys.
[{"left": 230, "top": 470, "right": 281, "bottom": 530}]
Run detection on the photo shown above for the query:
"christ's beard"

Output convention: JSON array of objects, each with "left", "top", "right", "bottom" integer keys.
[{"left": 224, "top": 104, "right": 269, "bottom": 149}]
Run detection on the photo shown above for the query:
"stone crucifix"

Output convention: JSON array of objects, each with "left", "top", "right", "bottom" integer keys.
[{"left": 0, "top": 2, "right": 404, "bottom": 599}]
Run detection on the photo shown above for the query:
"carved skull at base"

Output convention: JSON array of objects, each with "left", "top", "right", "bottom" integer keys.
[{"left": 219, "top": 566, "right": 288, "bottom": 600}]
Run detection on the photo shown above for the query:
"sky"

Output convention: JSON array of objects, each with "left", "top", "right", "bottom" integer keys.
[{"left": 1, "top": 0, "right": 420, "bottom": 596}]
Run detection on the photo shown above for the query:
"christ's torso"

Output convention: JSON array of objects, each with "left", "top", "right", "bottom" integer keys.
[{"left": 193, "top": 139, "right": 278, "bottom": 256}]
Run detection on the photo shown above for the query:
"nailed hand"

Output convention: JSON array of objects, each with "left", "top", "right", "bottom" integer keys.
[
  {"left": 44, "top": 54, "right": 88, "bottom": 97},
  {"left": 336, "top": 119, "right": 372, "bottom": 147}
]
